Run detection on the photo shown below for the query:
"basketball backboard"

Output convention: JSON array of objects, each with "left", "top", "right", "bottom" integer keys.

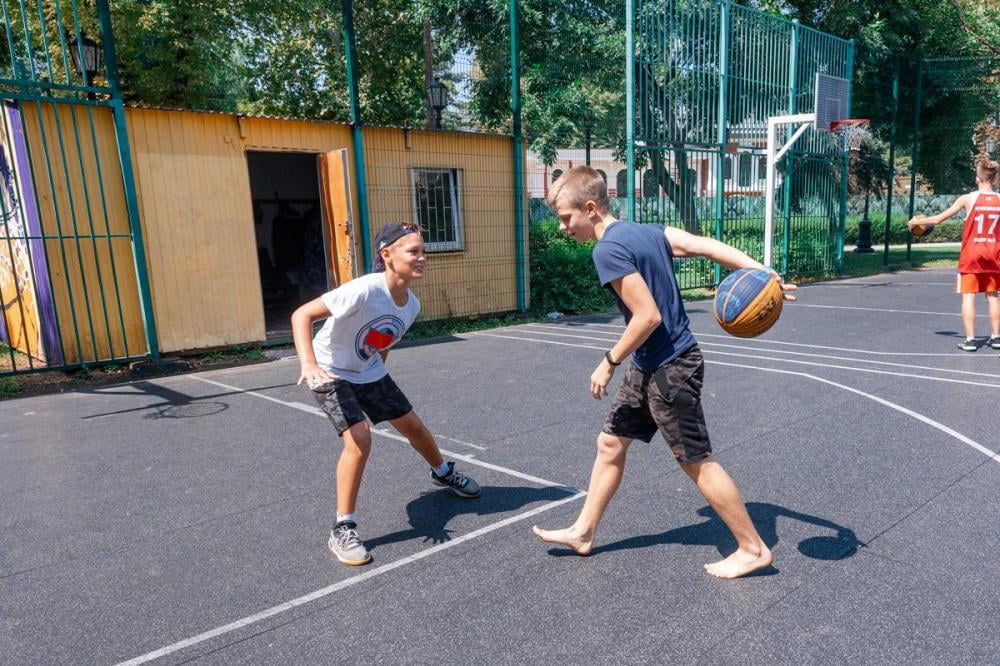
[{"left": 814, "top": 73, "right": 850, "bottom": 132}]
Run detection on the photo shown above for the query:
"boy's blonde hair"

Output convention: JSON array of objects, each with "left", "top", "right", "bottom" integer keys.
[
  {"left": 976, "top": 159, "right": 998, "bottom": 184},
  {"left": 547, "top": 166, "right": 611, "bottom": 214}
]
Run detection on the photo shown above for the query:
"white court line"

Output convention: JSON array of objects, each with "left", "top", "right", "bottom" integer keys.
[
  {"left": 519, "top": 325, "right": 1000, "bottom": 379},
  {"left": 478, "top": 332, "right": 1000, "bottom": 388},
  {"left": 115, "top": 490, "right": 585, "bottom": 666},
  {"left": 476, "top": 332, "right": 1000, "bottom": 465},
  {"left": 190, "top": 376, "right": 560, "bottom": 489},
  {"left": 708, "top": 360, "right": 1000, "bottom": 463},
  {"left": 788, "top": 303, "right": 968, "bottom": 317},
  {"left": 546, "top": 322, "right": 974, "bottom": 358},
  {"left": 833, "top": 281, "right": 955, "bottom": 286},
  {"left": 113, "top": 374, "right": 589, "bottom": 664}
]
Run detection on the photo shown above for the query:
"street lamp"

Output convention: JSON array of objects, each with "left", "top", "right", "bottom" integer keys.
[
  {"left": 582, "top": 111, "right": 595, "bottom": 166},
  {"left": 68, "top": 31, "right": 100, "bottom": 99},
  {"left": 427, "top": 78, "right": 447, "bottom": 130}
]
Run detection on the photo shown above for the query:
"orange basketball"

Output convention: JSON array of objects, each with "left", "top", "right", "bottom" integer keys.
[
  {"left": 713, "top": 268, "right": 784, "bottom": 338},
  {"left": 910, "top": 213, "right": 933, "bottom": 238}
]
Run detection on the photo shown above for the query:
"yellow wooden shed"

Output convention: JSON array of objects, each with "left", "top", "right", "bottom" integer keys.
[{"left": 3, "top": 102, "right": 527, "bottom": 362}]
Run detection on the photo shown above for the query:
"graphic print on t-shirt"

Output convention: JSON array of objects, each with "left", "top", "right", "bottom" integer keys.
[{"left": 354, "top": 314, "right": 406, "bottom": 360}]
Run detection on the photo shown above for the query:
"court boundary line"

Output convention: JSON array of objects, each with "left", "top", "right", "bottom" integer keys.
[
  {"left": 518, "top": 325, "right": 1000, "bottom": 379},
  {"left": 190, "top": 376, "right": 555, "bottom": 487},
  {"left": 113, "top": 374, "right": 587, "bottom": 665},
  {"left": 474, "top": 332, "right": 1000, "bottom": 389},
  {"left": 472, "top": 332, "right": 999, "bottom": 464},
  {"left": 551, "top": 322, "right": 978, "bottom": 358},
  {"left": 114, "top": 490, "right": 585, "bottom": 666}
]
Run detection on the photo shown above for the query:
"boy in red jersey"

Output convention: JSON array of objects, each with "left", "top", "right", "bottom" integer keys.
[{"left": 909, "top": 159, "right": 1000, "bottom": 351}]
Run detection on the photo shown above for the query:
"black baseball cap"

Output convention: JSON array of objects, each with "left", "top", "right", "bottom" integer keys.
[{"left": 372, "top": 222, "right": 421, "bottom": 271}]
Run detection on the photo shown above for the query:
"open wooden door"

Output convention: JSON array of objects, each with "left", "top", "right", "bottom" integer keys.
[{"left": 317, "top": 149, "right": 355, "bottom": 287}]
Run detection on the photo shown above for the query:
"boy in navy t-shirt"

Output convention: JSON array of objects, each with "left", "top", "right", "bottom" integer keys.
[{"left": 532, "top": 167, "right": 796, "bottom": 578}]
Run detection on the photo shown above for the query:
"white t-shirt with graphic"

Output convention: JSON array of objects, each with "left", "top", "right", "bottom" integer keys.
[{"left": 312, "top": 272, "right": 421, "bottom": 384}]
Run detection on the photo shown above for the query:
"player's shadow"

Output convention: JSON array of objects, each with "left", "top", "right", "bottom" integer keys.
[
  {"left": 934, "top": 330, "right": 964, "bottom": 339},
  {"left": 365, "top": 485, "right": 577, "bottom": 549},
  {"left": 548, "top": 502, "right": 862, "bottom": 571}
]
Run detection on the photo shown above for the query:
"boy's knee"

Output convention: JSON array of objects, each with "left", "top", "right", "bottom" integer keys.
[
  {"left": 342, "top": 424, "right": 373, "bottom": 453},
  {"left": 596, "top": 432, "right": 629, "bottom": 457}
]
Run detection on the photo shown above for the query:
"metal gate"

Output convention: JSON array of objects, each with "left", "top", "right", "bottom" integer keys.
[{"left": 0, "top": 0, "right": 156, "bottom": 376}]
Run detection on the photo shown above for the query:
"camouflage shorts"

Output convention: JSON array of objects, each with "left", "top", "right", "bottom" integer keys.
[
  {"left": 602, "top": 345, "right": 712, "bottom": 465},
  {"left": 310, "top": 374, "right": 413, "bottom": 435}
]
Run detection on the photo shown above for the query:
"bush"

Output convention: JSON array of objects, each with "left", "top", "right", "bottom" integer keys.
[
  {"left": 844, "top": 214, "right": 963, "bottom": 244},
  {"left": 529, "top": 222, "right": 615, "bottom": 315},
  {"left": 0, "top": 376, "right": 20, "bottom": 397}
]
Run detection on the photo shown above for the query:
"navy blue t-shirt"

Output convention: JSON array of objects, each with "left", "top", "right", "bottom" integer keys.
[{"left": 592, "top": 221, "right": 695, "bottom": 371}]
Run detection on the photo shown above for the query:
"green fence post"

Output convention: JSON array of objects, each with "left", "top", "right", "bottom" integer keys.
[
  {"left": 510, "top": 0, "right": 526, "bottom": 312},
  {"left": 97, "top": 0, "right": 159, "bottom": 360},
  {"left": 907, "top": 56, "right": 922, "bottom": 265},
  {"left": 626, "top": 0, "right": 635, "bottom": 222},
  {"left": 884, "top": 56, "right": 899, "bottom": 266},
  {"left": 341, "top": 0, "right": 372, "bottom": 273},
  {"left": 714, "top": 0, "right": 729, "bottom": 285},
  {"left": 780, "top": 18, "right": 800, "bottom": 276}
]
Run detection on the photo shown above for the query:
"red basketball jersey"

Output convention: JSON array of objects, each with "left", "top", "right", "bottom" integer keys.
[{"left": 958, "top": 191, "right": 1000, "bottom": 274}]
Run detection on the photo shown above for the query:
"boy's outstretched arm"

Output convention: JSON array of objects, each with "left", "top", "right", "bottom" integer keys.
[
  {"left": 291, "top": 297, "right": 338, "bottom": 386},
  {"left": 909, "top": 194, "right": 968, "bottom": 228},
  {"left": 664, "top": 226, "right": 797, "bottom": 300}
]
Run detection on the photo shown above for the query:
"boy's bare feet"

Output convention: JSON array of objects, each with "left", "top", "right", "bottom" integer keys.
[
  {"left": 531, "top": 525, "right": 594, "bottom": 556},
  {"left": 704, "top": 543, "right": 772, "bottom": 579}
]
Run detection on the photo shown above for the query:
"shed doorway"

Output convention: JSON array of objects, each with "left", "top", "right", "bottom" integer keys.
[{"left": 247, "top": 150, "right": 355, "bottom": 340}]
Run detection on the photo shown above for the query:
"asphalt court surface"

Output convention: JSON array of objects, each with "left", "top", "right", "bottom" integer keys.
[{"left": 2, "top": 267, "right": 998, "bottom": 664}]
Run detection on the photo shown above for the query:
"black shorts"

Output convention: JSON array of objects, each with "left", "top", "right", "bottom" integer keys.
[
  {"left": 310, "top": 374, "right": 413, "bottom": 435},
  {"left": 602, "top": 345, "right": 712, "bottom": 465}
]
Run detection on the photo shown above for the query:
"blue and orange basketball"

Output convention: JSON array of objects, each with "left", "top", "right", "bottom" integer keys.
[{"left": 713, "top": 268, "right": 784, "bottom": 338}]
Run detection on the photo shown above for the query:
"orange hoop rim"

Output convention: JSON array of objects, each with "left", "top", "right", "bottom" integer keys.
[{"left": 830, "top": 118, "right": 871, "bottom": 132}]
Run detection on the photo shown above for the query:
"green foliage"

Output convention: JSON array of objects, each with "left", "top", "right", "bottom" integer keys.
[
  {"left": 0, "top": 376, "right": 20, "bottom": 397},
  {"left": 528, "top": 221, "right": 615, "bottom": 315},
  {"left": 407, "top": 312, "right": 534, "bottom": 340},
  {"left": 201, "top": 344, "right": 264, "bottom": 363},
  {"left": 843, "top": 214, "right": 963, "bottom": 244}
]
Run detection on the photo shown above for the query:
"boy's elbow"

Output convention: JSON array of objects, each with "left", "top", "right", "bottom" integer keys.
[{"left": 645, "top": 312, "right": 662, "bottom": 331}]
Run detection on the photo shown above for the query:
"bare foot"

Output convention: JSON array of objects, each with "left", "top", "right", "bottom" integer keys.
[
  {"left": 704, "top": 544, "right": 772, "bottom": 579},
  {"left": 531, "top": 525, "right": 594, "bottom": 556}
]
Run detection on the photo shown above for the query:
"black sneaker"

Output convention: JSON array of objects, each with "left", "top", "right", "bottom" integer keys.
[
  {"left": 431, "top": 462, "right": 481, "bottom": 498},
  {"left": 988, "top": 336, "right": 1000, "bottom": 350},
  {"left": 958, "top": 339, "right": 978, "bottom": 352},
  {"left": 328, "top": 521, "right": 372, "bottom": 566}
]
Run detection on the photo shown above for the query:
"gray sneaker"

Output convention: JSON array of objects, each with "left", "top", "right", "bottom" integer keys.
[
  {"left": 328, "top": 521, "right": 372, "bottom": 566},
  {"left": 431, "top": 462, "right": 481, "bottom": 498},
  {"left": 988, "top": 336, "right": 1000, "bottom": 350},
  {"left": 958, "top": 339, "right": 978, "bottom": 352}
]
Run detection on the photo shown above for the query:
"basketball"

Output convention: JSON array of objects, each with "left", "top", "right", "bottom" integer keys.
[
  {"left": 713, "top": 268, "right": 784, "bottom": 338},
  {"left": 910, "top": 213, "right": 933, "bottom": 237}
]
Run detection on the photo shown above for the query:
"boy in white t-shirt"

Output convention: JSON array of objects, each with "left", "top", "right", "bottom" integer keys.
[{"left": 291, "top": 222, "right": 480, "bottom": 566}]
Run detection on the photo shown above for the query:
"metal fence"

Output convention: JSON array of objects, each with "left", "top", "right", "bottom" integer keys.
[
  {"left": 840, "top": 48, "right": 1000, "bottom": 262},
  {"left": 630, "top": 0, "right": 852, "bottom": 289},
  {"left": 0, "top": 0, "right": 156, "bottom": 377}
]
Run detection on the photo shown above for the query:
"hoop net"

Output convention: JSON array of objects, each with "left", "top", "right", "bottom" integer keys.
[{"left": 830, "top": 119, "right": 871, "bottom": 151}]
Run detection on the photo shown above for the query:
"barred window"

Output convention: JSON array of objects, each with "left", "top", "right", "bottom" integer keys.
[
  {"left": 738, "top": 153, "right": 752, "bottom": 187},
  {"left": 411, "top": 167, "right": 463, "bottom": 251}
]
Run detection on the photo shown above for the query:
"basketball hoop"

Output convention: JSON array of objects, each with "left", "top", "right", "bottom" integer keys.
[{"left": 830, "top": 119, "right": 871, "bottom": 150}]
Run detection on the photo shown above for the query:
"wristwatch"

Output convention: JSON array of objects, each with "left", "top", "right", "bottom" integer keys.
[{"left": 604, "top": 350, "right": 621, "bottom": 367}]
